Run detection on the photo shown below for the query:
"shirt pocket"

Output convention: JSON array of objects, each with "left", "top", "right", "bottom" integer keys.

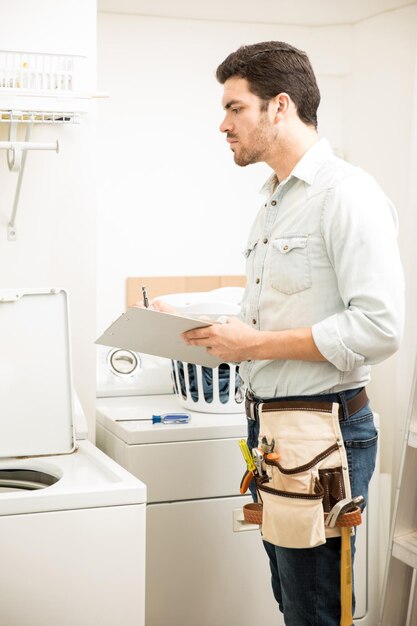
[{"left": 270, "top": 234, "right": 312, "bottom": 295}]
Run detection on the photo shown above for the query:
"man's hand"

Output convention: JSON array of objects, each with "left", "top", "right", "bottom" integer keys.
[
  {"left": 182, "top": 316, "right": 260, "bottom": 363},
  {"left": 183, "top": 319, "right": 327, "bottom": 364}
]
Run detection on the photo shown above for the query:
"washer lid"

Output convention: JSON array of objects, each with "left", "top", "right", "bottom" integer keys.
[{"left": 0, "top": 288, "right": 75, "bottom": 458}]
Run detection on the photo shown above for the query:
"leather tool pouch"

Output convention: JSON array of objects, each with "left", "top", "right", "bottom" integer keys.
[{"left": 255, "top": 402, "right": 351, "bottom": 549}]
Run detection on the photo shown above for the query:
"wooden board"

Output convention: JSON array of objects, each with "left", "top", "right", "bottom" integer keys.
[{"left": 126, "top": 275, "right": 246, "bottom": 307}]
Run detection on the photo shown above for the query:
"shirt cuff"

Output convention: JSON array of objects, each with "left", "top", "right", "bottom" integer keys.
[{"left": 312, "top": 316, "right": 365, "bottom": 372}]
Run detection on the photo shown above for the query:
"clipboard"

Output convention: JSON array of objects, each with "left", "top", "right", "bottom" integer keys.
[{"left": 95, "top": 307, "right": 223, "bottom": 368}]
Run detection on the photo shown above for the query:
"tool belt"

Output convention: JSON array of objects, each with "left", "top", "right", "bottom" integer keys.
[{"left": 242, "top": 389, "right": 368, "bottom": 549}]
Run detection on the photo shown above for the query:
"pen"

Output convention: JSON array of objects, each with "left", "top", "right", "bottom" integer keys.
[{"left": 142, "top": 285, "right": 149, "bottom": 308}]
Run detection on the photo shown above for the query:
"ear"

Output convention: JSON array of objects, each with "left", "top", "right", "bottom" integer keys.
[{"left": 272, "top": 92, "right": 291, "bottom": 121}]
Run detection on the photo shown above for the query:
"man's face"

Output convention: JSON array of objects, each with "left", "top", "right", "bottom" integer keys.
[{"left": 220, "top": 77, "right": 276, "bottom": 167}]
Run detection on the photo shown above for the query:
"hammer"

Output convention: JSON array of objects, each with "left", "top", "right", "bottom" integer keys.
[{"left": 325, "top": 496, "right": 364, "bottom": 626}]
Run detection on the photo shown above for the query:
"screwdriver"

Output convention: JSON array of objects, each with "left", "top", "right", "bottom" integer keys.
[
  {"left": 238, "top": 439, "right": 257, "bottom": 494},
  {"left": 238, "top": 439, "right": 256, "bottom": 472}
]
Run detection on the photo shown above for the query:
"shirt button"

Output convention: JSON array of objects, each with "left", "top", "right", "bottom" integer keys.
[
  {"left": 263, "top": 237, "right": 268, "bottom": 244},
  {"left": 252, "top": 319, "right": 256, "bottom": 325},
  {"left": 255, "top": 278, "right": 260, "bottom": 284},
  {"left": 283, "top": 244, "right": 289, "bottom": 251},
  {"left": 271, "top": 200, "right": 277, "bottom": 206}
]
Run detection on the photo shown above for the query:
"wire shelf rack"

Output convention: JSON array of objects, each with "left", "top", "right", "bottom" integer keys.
[
  {"left": 0, "top": 50, "right": 89, "bottom": 122},
  {"left": 0, "top": 50, "right": 78, "bottom": 92}
]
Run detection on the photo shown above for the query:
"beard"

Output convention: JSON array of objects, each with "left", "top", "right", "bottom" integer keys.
[{"left": 232, "top": 113, "right": 277, "bottom": 167}]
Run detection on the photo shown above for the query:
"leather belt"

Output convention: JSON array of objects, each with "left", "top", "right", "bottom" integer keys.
[{"left": 245, "top": 387, "right": 369, "bottom": 421}]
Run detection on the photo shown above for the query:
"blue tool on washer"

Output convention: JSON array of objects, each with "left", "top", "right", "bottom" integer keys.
[{"left": 152, "top": 413, "right": 191, "bottom": 424}]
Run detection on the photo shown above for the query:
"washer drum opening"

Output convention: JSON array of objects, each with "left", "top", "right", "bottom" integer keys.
[{"left": 0, "top": 469, "right": 61, "bottom": 493}]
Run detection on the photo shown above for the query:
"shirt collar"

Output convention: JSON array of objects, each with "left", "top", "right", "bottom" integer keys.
[{"left": 260, "top": 137, "right": 334, "bottom": 196}]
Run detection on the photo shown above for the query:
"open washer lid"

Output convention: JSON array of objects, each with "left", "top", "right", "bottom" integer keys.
[{"left": 0, "top": 288, "right": 75, "bottom": 458}]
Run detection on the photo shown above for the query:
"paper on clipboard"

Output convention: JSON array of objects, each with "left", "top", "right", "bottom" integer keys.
[{"left": 95, "top": 307, "right": 223, "bottom": 368}]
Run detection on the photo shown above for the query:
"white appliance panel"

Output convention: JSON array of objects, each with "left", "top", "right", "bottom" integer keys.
[
  {"left": 96, "top": 426, "right": 245, "bottom": 502},
  {"left": 96, "top": 345, "right": 173, "bottom": 397},
  {"left": 0, "top": 289, "right": 75, "bottom": 457},
  {"left": 0, "top": 503, "right": 145, "bottom": 626},
  {"left": 146, "top": 495, "right": 279, "bottom": 626}
]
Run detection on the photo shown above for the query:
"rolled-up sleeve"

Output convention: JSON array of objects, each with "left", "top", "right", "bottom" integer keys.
[{"left": 311, "top": 173, "right": 404, "bottom": 372}]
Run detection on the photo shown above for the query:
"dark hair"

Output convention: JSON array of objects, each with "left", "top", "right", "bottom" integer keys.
[{"left": 216, "top": 41, "right": 320, "bottom": 129}]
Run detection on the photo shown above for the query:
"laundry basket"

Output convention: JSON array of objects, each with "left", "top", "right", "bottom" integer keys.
[
  {"left": 157, "top": 287, "right": 246, "bottom": 414},
  {"left": 171, "top": 360, "right": 244, "bottom": 413}
]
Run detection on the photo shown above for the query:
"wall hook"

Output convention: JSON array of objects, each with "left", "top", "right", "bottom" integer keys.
[{"left": 0, "top": 122, "right": 59, "bottom": 240}]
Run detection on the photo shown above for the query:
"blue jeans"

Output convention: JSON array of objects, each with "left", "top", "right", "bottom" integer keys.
[{"left": 247, "top": 388, "right": 378, "bottom": 626}]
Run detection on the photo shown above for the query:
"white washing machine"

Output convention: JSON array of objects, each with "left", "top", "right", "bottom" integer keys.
[
  {"left": 95, "top": 347, "right": 380, "bottom": 626},
  {"left": 0, "top": 289, "right": 147, "bottom": 626}
]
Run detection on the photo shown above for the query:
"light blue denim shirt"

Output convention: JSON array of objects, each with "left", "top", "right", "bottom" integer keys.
[{"left": 239, "top": 138, "right": 404, "bottom": 398}]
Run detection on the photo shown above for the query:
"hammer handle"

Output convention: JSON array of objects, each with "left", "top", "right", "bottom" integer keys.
[{"left": 340, "top": 526, "right": 353, "bottom": 626}]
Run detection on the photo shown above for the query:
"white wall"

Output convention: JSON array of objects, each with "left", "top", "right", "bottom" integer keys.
[
  {"left": 96, "top": 8, "right": 417, "bottom": 487},
  {"left": 0, "top": 0, "right": 97, "bottom": 437}
]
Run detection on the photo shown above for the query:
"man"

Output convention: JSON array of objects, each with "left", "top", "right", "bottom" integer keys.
[{"left": 182, "top": 42, "right": 404, "bottom": 625}]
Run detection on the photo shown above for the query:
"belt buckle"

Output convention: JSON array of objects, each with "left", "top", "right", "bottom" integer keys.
[
  {"left": 245, "top": 393, "right": 258, "bottom": 421},
  {"left": 245, "top": 392, "right": 254, "bottom": 421}
]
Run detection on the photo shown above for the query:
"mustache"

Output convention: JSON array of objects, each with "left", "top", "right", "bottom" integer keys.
[{"left": 227, "top": 133, "right": 238, "bottom": 140}]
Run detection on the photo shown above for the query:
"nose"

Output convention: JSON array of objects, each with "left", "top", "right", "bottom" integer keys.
[{"left": 219, "top": 113, "right": 232, "bottom": 134}]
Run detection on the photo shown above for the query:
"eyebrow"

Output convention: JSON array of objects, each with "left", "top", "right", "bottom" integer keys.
[{"left": 223, "top": 99, "right": 245, "bottom": 110}]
